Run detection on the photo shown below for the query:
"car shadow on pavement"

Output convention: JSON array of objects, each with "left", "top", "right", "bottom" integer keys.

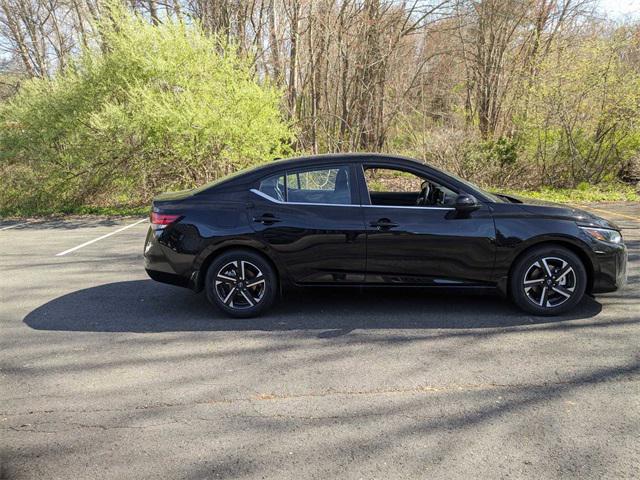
[{"left": 23, "top": 280, "right": 603, "bottom": 333}]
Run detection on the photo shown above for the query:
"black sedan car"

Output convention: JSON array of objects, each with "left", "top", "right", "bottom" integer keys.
[{"left": 144, "top": 153, "right": 627, "bottom": 317}]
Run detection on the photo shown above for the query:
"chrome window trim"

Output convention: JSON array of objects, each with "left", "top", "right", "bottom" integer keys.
[
  {"left": 250, "top": 189, "right": 455, "bottom": 210},
  {"left": 362, "top": 204, "right": 455, "bottom": 211},
  {"left": 250, "top": 188, "right": 358, "bottom": 207}
]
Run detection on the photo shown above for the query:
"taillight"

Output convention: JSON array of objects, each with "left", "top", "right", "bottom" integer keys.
[{"left": 150, "top": 211, "right": 180, "bottom": 229}]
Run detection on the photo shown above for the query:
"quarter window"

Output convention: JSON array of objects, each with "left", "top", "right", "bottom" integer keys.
[
  {"left": 259, "top": 166, "right": 353, "bottom": 205},
  {"left": 258, "top": 173, "right": 285, "bottom": 202}
]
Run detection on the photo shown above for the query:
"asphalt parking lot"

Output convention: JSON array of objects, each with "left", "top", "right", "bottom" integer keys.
[{"left": 1, "top": 203, "right": 638, "bottom": 479}]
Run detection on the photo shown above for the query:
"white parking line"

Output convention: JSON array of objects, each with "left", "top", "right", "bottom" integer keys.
[
  {"left": 0, "top": 221, "right": 33, "bottom": 231},
  {"left": 55, "top": 218, "right": 148, "bottom": 256}
]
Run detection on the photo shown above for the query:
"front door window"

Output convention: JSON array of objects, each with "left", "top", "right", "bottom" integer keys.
[{"left": 364, "top": 167, "right": 457, "bottom": 207}]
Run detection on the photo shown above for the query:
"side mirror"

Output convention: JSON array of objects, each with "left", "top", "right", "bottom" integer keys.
[{"left": 454, "top": 193, "right": 480, "bottom": 212}]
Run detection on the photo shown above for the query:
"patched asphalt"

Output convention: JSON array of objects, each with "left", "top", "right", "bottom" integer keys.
[{"left": 1, "top": 203, "right": 638, "bottom": 479}]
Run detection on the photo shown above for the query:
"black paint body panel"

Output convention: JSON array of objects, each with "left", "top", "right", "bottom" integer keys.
[{"left": 362, "top": 205, "right": 496, "bottom": 285}]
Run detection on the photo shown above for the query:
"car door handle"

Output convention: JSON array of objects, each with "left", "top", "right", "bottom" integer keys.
[
  {"left": 370, "top": 219, "right": 398, "bottom": 230},
  {"left": 253, "top": 214, "right": 281, "bottom": 225}
]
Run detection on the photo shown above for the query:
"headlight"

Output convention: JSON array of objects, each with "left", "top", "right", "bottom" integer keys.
[{"left": 580, "top": 226, "right": 622, "bottom": 244}]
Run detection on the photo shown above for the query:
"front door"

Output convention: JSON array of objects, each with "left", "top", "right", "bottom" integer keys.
[
  {"left": 360, "top": 165, "right": 496, "bottom": 285},
  {"left": 249, "top": 164, "right": 366, "bottom": 284}
]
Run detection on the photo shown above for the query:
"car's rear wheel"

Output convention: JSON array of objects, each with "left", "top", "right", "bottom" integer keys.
[
  {"left": 205, "top": 249, "right": 277, "bottom": 318},
  {"left": 509, "top": 245, "right": 587, "bottom": 315}
]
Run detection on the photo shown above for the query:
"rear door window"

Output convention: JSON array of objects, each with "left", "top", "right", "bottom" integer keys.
[{"left": 259, "top": 166, "right": 354, "bottom": 205}]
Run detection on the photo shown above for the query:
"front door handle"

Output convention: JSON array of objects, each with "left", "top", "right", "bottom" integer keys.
[
  {"left": 253, "top": 213, "right": 281, "bottom": 225},
  {"left": 370, "top": 218, "right": 398, "bottom": 230}
]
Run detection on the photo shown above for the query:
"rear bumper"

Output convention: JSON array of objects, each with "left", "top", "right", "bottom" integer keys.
[
  {"left": 143, "top": 227, "right": 197, "bottom": 290},
  {"left": 591, "top": 243, "right": 627, "bottom": 293},
  {"left": 145, "top": 268, "right": 190, "bottom": 288}
]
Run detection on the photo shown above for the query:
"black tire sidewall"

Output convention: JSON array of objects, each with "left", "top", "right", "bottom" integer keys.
[
  {"left": 205, "top": 250, "right": 277, "bottom": 318},
  {"left": 510, "top": 246, "right": 587, "bottom": 316}
]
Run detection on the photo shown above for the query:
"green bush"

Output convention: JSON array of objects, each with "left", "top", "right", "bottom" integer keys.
[
  {"left": 517, "top": 35, "right": 640, "bottom": 187},
  {"left": 0, "top": 7, "right": 293, "bottom": 215}
]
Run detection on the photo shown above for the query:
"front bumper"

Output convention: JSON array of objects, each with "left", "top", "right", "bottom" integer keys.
[{"left": 591, "top": 242, "right": 627, "bottom": 293}]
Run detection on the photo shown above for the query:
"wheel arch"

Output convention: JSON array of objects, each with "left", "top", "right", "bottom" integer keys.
[
  {"left": 194, "top": 244, "right": 283, "bottom": 294},
  {"left": 503, "top": 239, "right": 595, "bottom": 296}
]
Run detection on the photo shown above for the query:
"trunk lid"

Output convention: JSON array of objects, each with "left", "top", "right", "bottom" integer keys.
[{"left": 152, "top": 188, "right": 195, "bottom": 202}]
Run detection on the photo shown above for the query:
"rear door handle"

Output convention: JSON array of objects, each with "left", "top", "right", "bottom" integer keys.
[
  {"left": 253, "top": 214, "right": 281, "bottom": 225},
  {"left": 370, "top": 219, "right": 398, "bottom": 230}
]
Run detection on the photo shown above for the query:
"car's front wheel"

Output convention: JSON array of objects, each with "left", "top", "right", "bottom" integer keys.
[
  {"left": 510, "top": 245, "right": 587, "bottom": 315},
  {"left": 205, "top": 249, "right": 277, "bottom": 318}
]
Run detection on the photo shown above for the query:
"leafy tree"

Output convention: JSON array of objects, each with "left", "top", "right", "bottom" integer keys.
[{"left": 0, "top": 5, "right": 293, "bottom": 214}]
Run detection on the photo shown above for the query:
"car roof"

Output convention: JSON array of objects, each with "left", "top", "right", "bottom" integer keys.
[
  {"left": 238, "top": 153, "right": 425, "bottom": 179},
  {"left": 271, "top": 152, "right": 423, "bottom": 167}
]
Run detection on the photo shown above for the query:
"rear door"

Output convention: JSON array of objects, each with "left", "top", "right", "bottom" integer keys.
[
  {"left": 359, "top": 163, "right": 496, "bottom": 285},
  {"left": 249, "top": 163, "right": 366, "bottom": 284}
]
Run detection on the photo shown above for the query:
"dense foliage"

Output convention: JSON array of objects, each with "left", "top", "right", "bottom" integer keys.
[
  {"left": 519, "top": 34, "right": 640, "bottom": 187},
  {"left": 0, "top": 8, "right": 292, "bottom": 214},
  {"left": 1, "top": 1, "right": 639, "bottom": 215}
]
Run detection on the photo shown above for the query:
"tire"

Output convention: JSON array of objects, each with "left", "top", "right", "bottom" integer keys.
[
  {"left": 205, "top": 249, "right": 277, "bottom": 318},
  {"left": 509, "top": 245, "right": 587, "bottom": 316}
]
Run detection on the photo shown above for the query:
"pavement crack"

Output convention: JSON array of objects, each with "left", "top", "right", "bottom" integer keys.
[
  {"left": 1, "top": 376, "right": 637, "bottom": 419},
  {"left": 2, "top": 420, "right": 181, "bottom": 433}
]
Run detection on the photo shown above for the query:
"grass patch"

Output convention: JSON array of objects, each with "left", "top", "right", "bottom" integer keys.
[
  {"left": 0, "top": 204, "right": 148, "bottom": 219},
  {"left": 502, "top": 183, "right": 639, "bottom": 203}
]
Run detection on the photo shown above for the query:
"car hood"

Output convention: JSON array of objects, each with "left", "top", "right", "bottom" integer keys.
[{"left": 500, "top": 194, "right": 621, "bottom": 230}]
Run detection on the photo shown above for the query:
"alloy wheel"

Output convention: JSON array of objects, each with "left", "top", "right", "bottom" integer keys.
[
  {"left": 523, "top": 256, "right": 576, "bottom": 308},
  {"left": 214, "top": 260, "right": 266, "bottom": 310}
]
